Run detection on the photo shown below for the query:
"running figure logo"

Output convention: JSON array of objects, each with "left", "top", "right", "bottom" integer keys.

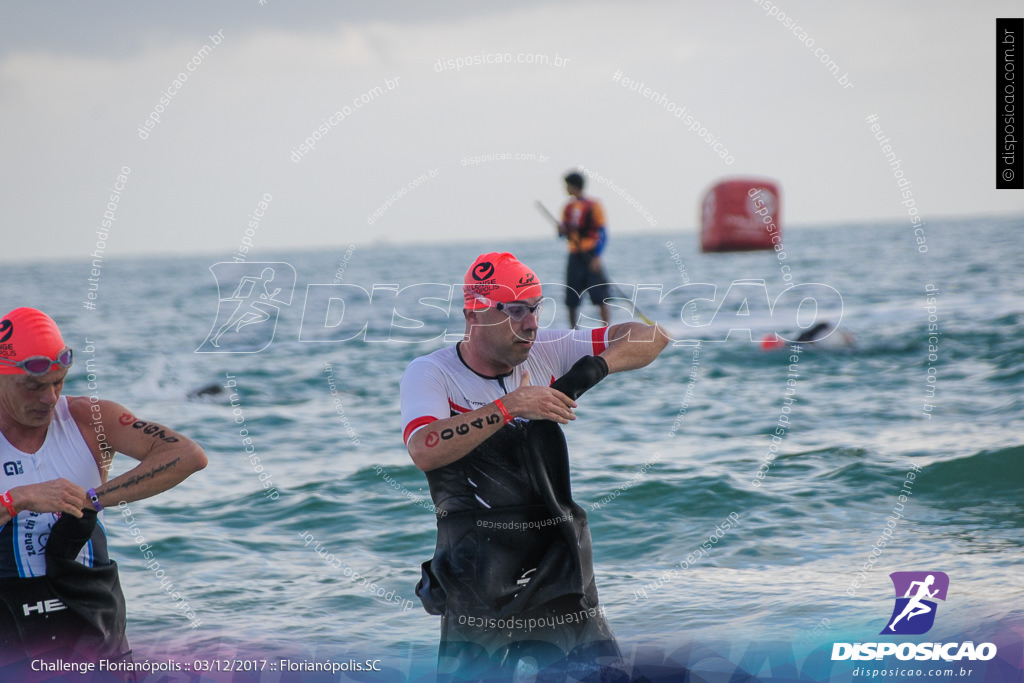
[
  {"left": 881, "top": 571, "right": 949, "bottom": 635},
  {"left": 197, "top": 262, "right": 296, "bottom": 353}
]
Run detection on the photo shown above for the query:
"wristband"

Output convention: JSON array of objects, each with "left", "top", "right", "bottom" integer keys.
[
  {"left": 494, "top": 398, "right": 514, "bottom": 425},
  {"left": 1, "top": 491, "right": 17, "bottom": 518},
  {"left": 87, "top": 488, "right": 103, "bottom": 512}
]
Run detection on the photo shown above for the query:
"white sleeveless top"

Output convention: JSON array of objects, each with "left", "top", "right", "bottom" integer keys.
[{"left": 0, "top": 396, "right": 104, "bottom": 578}]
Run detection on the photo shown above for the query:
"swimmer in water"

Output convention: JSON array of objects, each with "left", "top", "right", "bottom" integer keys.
[{"left": 761, "top": 321, "right": 856, "bottom": 350}]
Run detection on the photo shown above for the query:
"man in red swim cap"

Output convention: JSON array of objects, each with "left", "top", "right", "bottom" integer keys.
[
  {"left": 401, "top": 253, "right": 669, "bottom": 681},
  {"left": 0, "top": 307, "right": 208, "bottom": 667}
]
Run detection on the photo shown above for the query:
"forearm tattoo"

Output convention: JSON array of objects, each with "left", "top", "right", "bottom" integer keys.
[
  {"left": 100, "top": 457, "right": 182, "bottom": 497},
  {"left": 424, "top": 412, "right": 502, "bottom": 448}
]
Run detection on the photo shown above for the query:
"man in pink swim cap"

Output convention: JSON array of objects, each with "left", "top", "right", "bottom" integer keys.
[
  {"left": 0, "top": 307, "right": 208, "bottom": 667},
  {"left": 401, "top": 253, "right": 669, "bottom": 681}
]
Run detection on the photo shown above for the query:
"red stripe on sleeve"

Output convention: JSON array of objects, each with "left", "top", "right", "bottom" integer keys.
[
  {"left": 403, "top": 416, "right": 439, "bottom": 445},
  {"left": 591, "top": 327, "right": 608, "bottom": 356},
  {"left": 448, "top": 399, "right": 471, "bottom": 414}
]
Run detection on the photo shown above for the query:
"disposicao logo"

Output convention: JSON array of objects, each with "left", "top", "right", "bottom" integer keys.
[
  {"left": 832, "top": 571, "right": 997, "bottom": 662},
  {"left": 196, "top": 263, "right": 296, "bottom": 353},
  {"left": 881, "top": 571, "right": 948, "bottom": 635}
]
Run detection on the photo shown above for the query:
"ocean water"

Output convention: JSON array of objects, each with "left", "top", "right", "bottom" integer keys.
[{"left": 1, "top": 217, "right": 1022, "bottom": 682}]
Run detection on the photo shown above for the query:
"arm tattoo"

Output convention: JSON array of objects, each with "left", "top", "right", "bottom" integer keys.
[
  {"left": 124, "top": 416, "right": 179, "bottom": 443},
  {"left": 100, "top": 456, "right": 182, "bottom": 496},
  {"left": 425, "top": 412, "right": 502, "bottom": 448}
]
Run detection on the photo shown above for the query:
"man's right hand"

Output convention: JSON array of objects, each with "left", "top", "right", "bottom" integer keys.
[
  {"left": 500, "top": 370, "right": 577, "bottom": 424},
  {"left": 9, "top": 479, "right": 88, "bottom": 519}
]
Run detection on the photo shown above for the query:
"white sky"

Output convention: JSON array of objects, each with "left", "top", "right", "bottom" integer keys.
[{"left": 0, "top": 0, "right": 1021, "bottom": 263}]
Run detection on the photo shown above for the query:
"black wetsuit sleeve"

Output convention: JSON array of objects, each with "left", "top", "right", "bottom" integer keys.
[{"left": 549, "top": 356, "right": 608, "bottom": 400}]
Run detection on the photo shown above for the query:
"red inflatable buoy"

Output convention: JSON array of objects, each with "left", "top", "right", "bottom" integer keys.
[{"left": 701, "top": 178, "right": 781, "bottom": 253}]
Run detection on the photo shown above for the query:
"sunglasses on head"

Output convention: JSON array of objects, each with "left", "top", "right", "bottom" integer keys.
[
  {"left": 472, "top": 296, "right": 544, "bottom": 322},
  {"left": 0, "top": 348, "right": 74, "bottom": 376}
]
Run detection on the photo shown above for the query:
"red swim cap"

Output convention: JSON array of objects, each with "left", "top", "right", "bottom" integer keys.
[
  {"left": 463, "top": 253, "right": 542, "bottom": 310},
  {"left": 760, "top": 334, "right": 786, "bottom": 351},
  {"left": 0, "top": 308, "right": 67, "bottom": 375}
]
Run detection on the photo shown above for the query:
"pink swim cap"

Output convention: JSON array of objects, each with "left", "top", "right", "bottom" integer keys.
[
  {"left": 0, "top": 308, "right": 67, "bottom": 375},
  {"left": 463, "top": 253, "right": 542, "bottom": 310}
]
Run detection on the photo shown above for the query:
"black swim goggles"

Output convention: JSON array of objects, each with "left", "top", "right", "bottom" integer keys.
[
  {"left": 471, "top": 295, "right": 544, "bottom": 322},
  {"left": 0, "top": 348, "right": 74, "bottom": 376}
]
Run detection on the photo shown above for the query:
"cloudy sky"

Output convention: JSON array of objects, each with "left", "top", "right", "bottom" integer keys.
[{"left": 1, "top": 0, "right": 1020, "bottom": 264}]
